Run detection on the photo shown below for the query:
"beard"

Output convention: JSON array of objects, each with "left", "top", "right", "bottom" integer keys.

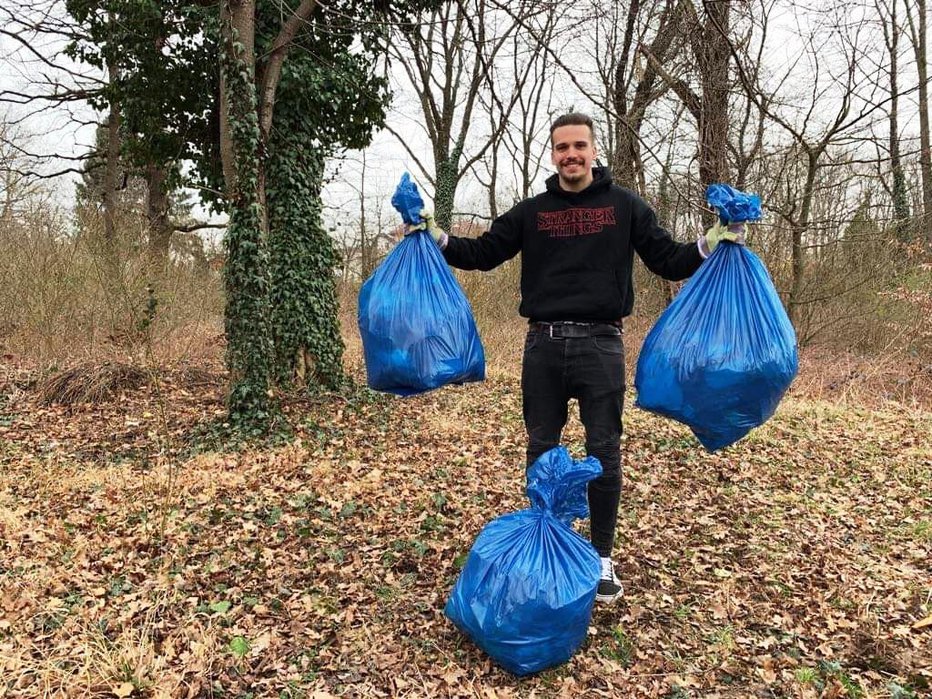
[
  {"left": 561, "top": 169, "right": 587, "bottom": 182},
  {"left": 559, "top": 161, "right": 588, "bottom": 182}
]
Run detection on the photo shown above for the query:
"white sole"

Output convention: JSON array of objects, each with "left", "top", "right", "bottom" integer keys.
[{"left": 595, "top": 589, "right": 623, "bottom": 604}]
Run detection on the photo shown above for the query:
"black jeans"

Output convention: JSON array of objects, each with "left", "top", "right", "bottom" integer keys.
[{"left": 521, "top": 323, "right": 624, "bottom": 558}]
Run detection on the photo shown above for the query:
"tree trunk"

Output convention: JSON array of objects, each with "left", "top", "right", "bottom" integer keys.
[
  {"left": 610, "top": 0, "right": 640, "bottom": 190},
  {"left": 1, "top": 169, "right": 13, "bottom": 225},
  {"left": 487, "top": 142, "right": 499, "bottom": 221},
  {"left": 359, "top": 151, "right": 375, "bottom": 279},
  {"left": 656, "top": 167, "right": 676, "bottom": 306},
  {"left": 252, "top": 2, "right": 318, "bottom": 243},
  {"left": 435, "top": 147, "right": 462, "bottom": 232},
  {"left": 888, "top": 2, "right": 911, "bottom": 243},
  {"left": 696, "top": 0, "right": 731, "bottom": 196},
  {"left": 219, "top": 0, "right": 274, "bottom": 425},
  {"left": 789, "top": 150, "right": 819, "bottom": 330},
  {"left": 643, "top": 1, "right": 731, "bottom": 223},
  {"left": 267, "top": 138, "right": 343, "bottom": 388},
  {"left": 103, "top": 54, "right": 121, "bottom": 248},
  {"left": 146, "top": 163, "right": 173, "bottom": 264},
  {"left": 256, "top": 0, "right": 317, "bottom": 142},
  {"left": 220, "top": 0, "right": 256, "bottom": 198},
  {"left": 618, "top": 6, "right": 681, "bottom": 194},
  {"left": 915, "top": 0, "right": 932, "bottom": 249}
]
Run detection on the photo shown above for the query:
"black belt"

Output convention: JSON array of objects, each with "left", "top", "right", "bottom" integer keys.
[{"left": 529, "top": 321, "right": 622, "bottom": 338}]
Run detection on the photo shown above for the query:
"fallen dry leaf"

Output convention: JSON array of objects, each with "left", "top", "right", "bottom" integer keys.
[
  {"left": 112, "top": 682, "right": 135, "bottom": 697},
  {"left": 1, "top": 352, "right": 930, "bottom": 698}
]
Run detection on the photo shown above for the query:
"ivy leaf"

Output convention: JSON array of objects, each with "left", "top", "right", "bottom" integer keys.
[
  {"left": 209, "top": 600, "right": 231, "bottom": 615},
  {"left": 228, "top": 636, "right": 250, "bottom": 658}
]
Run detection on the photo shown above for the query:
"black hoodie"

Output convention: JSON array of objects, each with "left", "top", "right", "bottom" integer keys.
[{"left": 442, "top": 167, "right": 704, "bottom": 322}]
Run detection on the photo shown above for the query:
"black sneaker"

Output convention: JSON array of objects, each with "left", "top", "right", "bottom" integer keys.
[{"left": 596, "top": 559, "right": 623, "bottom": 604}]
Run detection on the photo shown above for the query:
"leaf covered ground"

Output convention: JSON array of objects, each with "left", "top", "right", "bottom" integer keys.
[{"left": 0, "top": 357, "right": 930, "bottom": 698}]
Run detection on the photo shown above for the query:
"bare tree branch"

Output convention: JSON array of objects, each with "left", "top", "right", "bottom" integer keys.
[{"left": 174, "top": 221, "right": 227, "bottom": 233}]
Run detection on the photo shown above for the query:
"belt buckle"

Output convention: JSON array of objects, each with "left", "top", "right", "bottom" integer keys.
[{"left": 549, "top": 323, "right": 554, "bottom": 339}]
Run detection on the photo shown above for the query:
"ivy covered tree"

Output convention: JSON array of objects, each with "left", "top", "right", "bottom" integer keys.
[
  {"left": 217, "top": 0, "right": 441, "bottom": 428},
  {"left": 261, "top": 14, "right": 390, "bottom": 388},
  {"left": 65, "top": 0, "right": 436, "bottom": 430},
  {"left": 216, "top": 7, "right": 273, "bottom": 428}
]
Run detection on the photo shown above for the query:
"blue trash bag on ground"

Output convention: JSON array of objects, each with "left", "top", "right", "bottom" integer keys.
[
  {"left": 634, "top": 185, "right": 798, "bottom": 451},
  {"left": 358, "top": 174, "right": 485, "bottom": 395},
  {"left": 444, "top": 447, "right": 602, "bottom": 676}
]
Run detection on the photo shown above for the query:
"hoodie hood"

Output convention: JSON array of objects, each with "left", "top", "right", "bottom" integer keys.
[{"left": 545, "top": 166, "right": 614, "bottom": 200}]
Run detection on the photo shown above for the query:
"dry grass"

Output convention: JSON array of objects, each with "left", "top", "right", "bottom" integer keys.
[
  {"left": 36, "top": 362, "right": 151, "bottom": 406},
  {"left": 31, "top": 361, "right": 226, "bottom": 413},
  {"left": 0, "top": 213, "right": 223, "bottom": 370}
]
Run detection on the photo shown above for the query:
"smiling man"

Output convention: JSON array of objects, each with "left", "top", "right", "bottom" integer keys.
[
  {"left": 412, "top": 112, "right": 739, "bottom": 603},
  {"left": 551, "top": 121, "right": 597, "bottom": 190}
]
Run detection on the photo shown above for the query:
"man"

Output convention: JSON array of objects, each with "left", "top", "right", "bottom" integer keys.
[{"left": 412, "top": 113, "right": 741, "bottom": 603}]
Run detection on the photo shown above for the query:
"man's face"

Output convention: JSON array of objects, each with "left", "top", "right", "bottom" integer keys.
[{"left": 551, "top": 124, "right": 596, "bottom": 189}]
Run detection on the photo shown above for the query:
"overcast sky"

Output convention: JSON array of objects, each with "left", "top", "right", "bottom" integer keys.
[{"left": 1, "top": 0, "right": 923, "bottom": 241}]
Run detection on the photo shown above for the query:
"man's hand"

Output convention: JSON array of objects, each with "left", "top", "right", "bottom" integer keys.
[
  {"left": 406, "top": 210, "right": 445, "bottom": 245},
  {"left": 701, "top": 222, "right": 747, "bottom": 256}
]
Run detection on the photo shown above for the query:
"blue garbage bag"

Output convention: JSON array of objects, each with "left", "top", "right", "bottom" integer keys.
[
  {"left": 634, "top": 185, "right": 798, "bottom": 451},
  {"left": 358, "top": 174, "right": 485, "bottom": 395},
  {"left": 444, "top": 447, "right": 602, "bottom": 676}
]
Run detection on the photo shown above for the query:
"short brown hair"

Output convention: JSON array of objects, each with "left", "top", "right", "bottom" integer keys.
[{"left": 550, "top": 113, "right": 595, "bottom": 143}]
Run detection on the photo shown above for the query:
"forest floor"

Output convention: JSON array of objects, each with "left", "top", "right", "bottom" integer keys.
[{"left": 0, "top": 342, "right": 930, "bottom": 698}]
